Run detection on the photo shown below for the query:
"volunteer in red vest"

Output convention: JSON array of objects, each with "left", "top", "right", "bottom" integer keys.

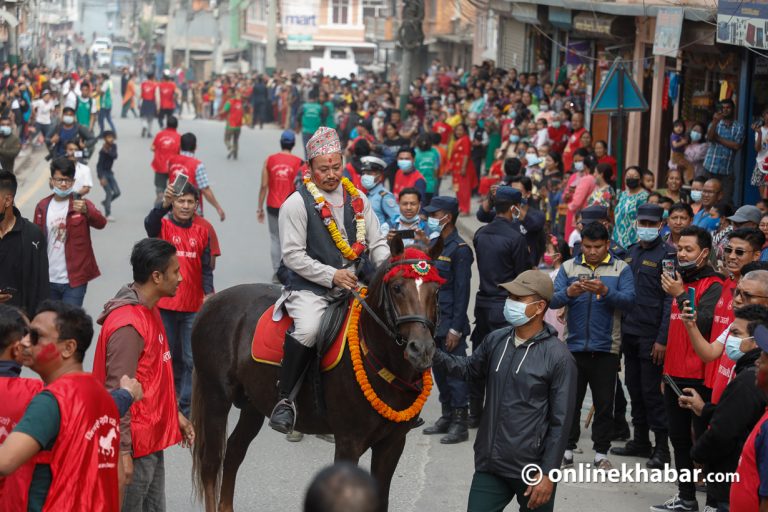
[
  {"left": 655, "top": 226, "right": 724, "bottom": 512},
  {"left": 92, "top": 238, "right": 195, "bottom": 510},
  {"left": 151, "top": 115, "right": 181, "bottom": 203},
  {"left": 679, "top": 229, "right": 764, "bottom": 404},
  {"left": 221, "top": 86, "right": 244, "bottom": 160},
  {"left": 157, "top": 71, "right": 177, "bottom": 129},
  {"left": 145, "top": 183, "right": 213, "bottom": 418},
  {"left": 0, "top": 301, "right": 140, "bottom": 511},
  {"left": 562, "top": 112, "right": 585, "bottom": 173},
  {"left": 392, "top": 147, "right": 426, "bottom": 201},
  {"left": 730, "top": 323, "right": 768, "bottom": 511},
  {"left": 257, "top": 129, "right": 302, "bottom": 281},
  {"left": 167, "top": 132, "right": 227, "bottom": 221},
  {"left": 139, "top": 72, "right": 158, "bottom": 139},
  {"left": 33, "top": 157, "right": 107, "bottom": 307}
]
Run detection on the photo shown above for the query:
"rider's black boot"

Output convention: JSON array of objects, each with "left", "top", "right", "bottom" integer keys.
[{"left": 268, "top": 334, "right": 314, "bottom": 434}]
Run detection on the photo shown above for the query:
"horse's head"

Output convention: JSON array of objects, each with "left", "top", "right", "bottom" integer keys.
[{"left": 369, "top": 236, "right": 446, "bottom": 372}]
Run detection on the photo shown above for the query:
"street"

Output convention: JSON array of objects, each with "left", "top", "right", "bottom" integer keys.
[{"left": 14, "top": 111, "right": 680, "bottom": 511}]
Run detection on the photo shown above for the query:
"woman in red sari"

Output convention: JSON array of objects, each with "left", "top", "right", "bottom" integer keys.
[{"left": 450, "top": 123, "right": 478, "bottom": 215}]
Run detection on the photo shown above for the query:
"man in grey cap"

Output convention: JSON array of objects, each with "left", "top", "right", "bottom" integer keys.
[
  {"left": 728, "top": 205, "right": 762, "bottom": 229},
  {"left": 432, "top": 270, "right": 577, "bottom": 512}
]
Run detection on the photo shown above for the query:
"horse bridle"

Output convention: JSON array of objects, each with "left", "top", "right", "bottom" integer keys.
[{"left": 350, "top": 258, "right": 438, "bottom": 346}]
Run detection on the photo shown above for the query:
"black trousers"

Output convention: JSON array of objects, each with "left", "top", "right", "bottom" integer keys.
[
  {"left": 623, "top": 334, "right": 668, "bottom": 436},
  {"left": 663, "top": 378, "right": 710, "bottom": 501},
  {"left": 568, "top": 352, "right": 620, "bottom": 454},
  {"left": 470, "top": 304, "right": 507, "bottom": 402}
]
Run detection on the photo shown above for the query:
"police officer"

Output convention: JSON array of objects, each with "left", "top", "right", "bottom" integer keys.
[
  {"left": 470, "top": 187, "right": 530, "bottom": 427},
  {"left": 611, "top": 204, "right": 674, "bottom": 469},
  {"left": 572, "top": 205, "right": 628, "bottom": 260},
  {"left": 359, "top": 155, "right": 399, "bottom": 229},
  {"left": 422, "top": 196, "right": 474, "bottom": 444}
]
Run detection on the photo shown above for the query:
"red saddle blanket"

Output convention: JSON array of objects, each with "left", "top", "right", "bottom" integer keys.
[{"left": 251, "top": 305, "right": 351, "bottom": 372}]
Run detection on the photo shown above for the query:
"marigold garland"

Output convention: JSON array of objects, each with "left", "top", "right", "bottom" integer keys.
[
  {"left": 347, "top": 289, "right": 433, "bottom": 422},
  {"left": 304, "top": 174, "right": 367, "bottom": 260}
]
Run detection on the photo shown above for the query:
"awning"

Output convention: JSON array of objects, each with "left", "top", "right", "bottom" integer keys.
[
  {"left": 511, "top": 3, "right": 541, "bottom": 25},
  {"left": 241, "top": 33, "right": 266, "bottom": 45},
  {"left": 572, "top": 12, "right": 634, "bottom": 39},
  {"left": 435, "top": 33, "right": 474, "bottom": 44},
  {"left": 506, "top": 0, "right": 715, "bottom": 22},
  {"left": 548, "top": 6, "right": 572, "bottom": 30}
]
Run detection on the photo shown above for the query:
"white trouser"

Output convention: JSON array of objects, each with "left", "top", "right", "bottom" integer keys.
[{"left": 280, "top": 290, "right": 330, "bottom": 347}]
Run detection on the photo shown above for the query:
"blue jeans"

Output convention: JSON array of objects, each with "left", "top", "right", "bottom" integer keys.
[
  {"left": 122, "top": 451, "right": 165, "bottom": 512},
  {"left": 98, "top": 107, "right": 117, "bottom": 135},
  {"left": 433, "top": 335, "right": 469, "bottom": 408},
  {"left": 49, "top": 282, "right": 87, "bottom": 307},
  {"left": 97, "top": 168, "right": 121, "bottom": 216},
  {"left": 160, "top": 309, "right": 196, "bottom": 417}
]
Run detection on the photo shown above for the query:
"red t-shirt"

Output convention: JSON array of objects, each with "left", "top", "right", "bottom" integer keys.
[
  {"left": 266, "top": 152, "right": 303, "bottom": 209},
  {"left": 151, "top": 129, "right": 181, "bottom": 174},
  {"left": 140, "top": 81, "right": 157, "bottom": 101},
  {"left": 158, "top": 81, "right": 176, "bottom": 110},
  {"left": 433, "top": 122, "right": 453, "bottom": 146}
]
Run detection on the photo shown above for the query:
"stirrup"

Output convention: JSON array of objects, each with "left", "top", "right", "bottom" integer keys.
[{"left": 268, "top": 398, "right": 297, "bottom": 434}]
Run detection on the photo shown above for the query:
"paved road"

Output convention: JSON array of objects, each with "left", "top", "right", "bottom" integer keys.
[{"left": 14, "top": 111, "right": 681, "bottom": 511}]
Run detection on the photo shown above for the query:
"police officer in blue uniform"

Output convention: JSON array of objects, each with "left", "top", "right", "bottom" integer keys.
[
  {"left": 359, "top": 155, "right": 399, "bottom": 229},
  {"left": 422, "top": 196, "right": 474, "bottom": 444},
  {"left": 611, "top": 203, "right": 674, "bottom": 469},
  {"left": 572, "top": 205, "right": 628, "bottom": 260},
  {"left": 470, "top": 187, "right": 530, "bottom": 427}
]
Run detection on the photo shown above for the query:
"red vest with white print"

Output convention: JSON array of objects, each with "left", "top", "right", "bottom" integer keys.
[
  {"left": 731, "top": 408, "right": 768, "bottom": 512},
  {"left": 157, "top": 218, "right": 209, "bottom": 312},
  {"left": 140, "top": 81, "right": 157, "bottom": 101},
  {"left": 705, "top": 278, "right": 736, "bottom": 389},
  {"left": 167, "top": 153, "right": 200, "bottom": 190}
]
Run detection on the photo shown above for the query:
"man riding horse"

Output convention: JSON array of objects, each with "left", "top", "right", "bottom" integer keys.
[{"left": 269, "top": 126, "right": 391, "bottom": 433}]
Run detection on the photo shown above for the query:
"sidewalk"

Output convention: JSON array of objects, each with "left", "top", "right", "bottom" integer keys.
[{"left": 14, "top": 146, "right": 51, "bottom": 212}]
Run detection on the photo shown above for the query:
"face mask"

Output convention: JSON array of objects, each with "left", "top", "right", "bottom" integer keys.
[
  {"left": 690, "top": 131, "right": 702, "bottom": 142},
  {"left": 678, "top": 250, "right": 705, "bottom": 274},
  {"left": 400, "top": 214, "right": 419, "bottom": 224},
  {"left": 540, "top": 105, "right": 549, "bottom": 112},
  {"left": 53, "top": 186, "right": 73, "bottom": 198},
  {"left": 504, "top": 299, "right": 535, "bottom": 327},
  {"left": 509, "top": 135, "right": 520, "bottom": 143},
  {"left": 397, "top": 160, "right": 413, "bottom": 172},
  {"left": 509, "top": 111, "right": 517, "bottom": 120},
  {"left": 427, "top": 215, "right": 446, "bottom": 232},
  {"left": 360, "top": 175, "right": 376, "bottom": 190},
  {"left": 526, "top": 154, "right": 540, "bottom": 166},
  {"left": 663, "top": 210, "right": 670, "bottom": 220},
  {"left": 725, "top": 334, "right": 751, "bottom": 362},
  {"left": 0, "top": 126, "right": 10, "bottom": 136},
  {"left": 543, "top": 253, "right": 555, "bottom": 266},
  {"left": 573, "top": 161, "right": 584, "bottom": 172},
  {"left": 62, "top": 115, "right": 75, "bottom": 124},
  {"left": 690, "top": 190, "right": 703, "bottom": 202},
  {"left": 552, "top": 120, "right": 561, "bottom": 129},
  {"left": 637, "top": 226, "right": 659, "bottom": 242},
  {"left": 626, "top": 178, "right": 640, "bottom": 189},
  {"left": 447, "top": 108, "right": 455, "bottom": 115}
]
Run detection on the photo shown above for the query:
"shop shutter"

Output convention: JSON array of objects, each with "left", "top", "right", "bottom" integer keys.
[{"left": 500, "top": 17, "right": 526, "bottom": 71}]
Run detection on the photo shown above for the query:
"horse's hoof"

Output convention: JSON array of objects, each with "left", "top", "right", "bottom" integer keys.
[
  {"left": 286, "top": 431, "right": 304, "bottom": 442},
  {"left": 315, "top": 433, "right": 335, "bottom": 444}
]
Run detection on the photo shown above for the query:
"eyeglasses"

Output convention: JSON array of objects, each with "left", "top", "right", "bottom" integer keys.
[
  {"left": 51, "top": 177, "right": 74, "bottom": 185},
  {"left": 733, "top": 288, "right": 768, "bottom": 301},
  {"left": 724, "top": 246, "right": 756, "bottom": 257},
  {"left": 26, "top": 328, "right": 62, "bottom": 346}
]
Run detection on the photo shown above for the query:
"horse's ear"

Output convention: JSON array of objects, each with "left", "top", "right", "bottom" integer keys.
[
  {"left": 427, "top": 235, "right": 444, "bottom": 262},
  {"left": 389, "top": 234, "right": 404, "bottom": 259}
]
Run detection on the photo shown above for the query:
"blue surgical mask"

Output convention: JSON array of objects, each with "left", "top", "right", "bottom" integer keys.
[
  {"left": 427, "top": 215, "right": 445, "bottom": 232},
  {"left": 690, "top": 131, "right": 702, "bottom": 142},
  {"left": 509, "top": 111, "right": 517, "bottom": 120},
  {"left": 690, "top": 190, "right": 703, "bottom": 202},
  {"left": 0, "top": 126, "right": 11, "bottom": 136},
  {"left": 725, "top": 334, "right": 751, "bottom": 362},
  {"left": 573, "top": 161, "right": 584, "bottom": 172},
  {"left": 637, "top": 226, "right": 659, "bottom": 242},
  {"left": 53, "top": 186, "right": 73, "bottom": 198},
  {"left": 400, "top": 214, "right": 419, "bottom": 224},
  {"left": 509, "top": 135, "right": 520, "bottom": 143},
  {"left": 397, "top": 159, "right": 413, "bottom": 172},
  {"left": 552, "top": 121, "right": 561, "bottom": 129},
  {"left": 360, "top": 174, "right": 376, "bottom": 190},
  {"left": 503, "top": 299, "right": 535, "bottom": 327},
  {"left": 526, "top": 154, "right": 540, "bottom": 166}
]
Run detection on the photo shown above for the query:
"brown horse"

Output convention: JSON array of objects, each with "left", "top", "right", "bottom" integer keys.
[{"left": 190, "top": 241, "right": 443, "bottom": 512}]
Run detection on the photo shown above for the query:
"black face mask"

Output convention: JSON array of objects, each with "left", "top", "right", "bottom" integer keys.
[{"left": 626, "top": 178, "right": 640, "bottom": 189}]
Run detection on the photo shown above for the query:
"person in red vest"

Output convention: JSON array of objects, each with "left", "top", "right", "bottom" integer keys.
[
  {"left": 655, "top": 226, "right": 724, "bottom": 512},
  {"left": 0, "top": 301, "right": 141, "bottom": 511},
  {"left": 151, "top": 115, "right": 181, "bottom": 203},
  {"left": 92, "top": 238, "right": 194, "bottom": 509},
  {"left": 221, "top": 86, "right": 244, "bottom": 160},
  {"left": 139, "top": 72, "right": 158, "bottom": 139},
  {"left": 257, "top": 130, "right": 302, "bottom": 281},
  {"left": 157, "top": 71, "right": 177, "bottom": 129},
  {"left": 167, "top": 132, "right": 226, "bottom": 221},
  {"left": 393, "top": 147, "right": 426, "bottom": 201},
  {"left": 145, "top": 183, "right": 213, "bottom": 418},
  {"left": 730, "top": 322, "right": 768, "bottom": 511},
  {"left": 562, "top": 112, "right": 585, "bottom": 173}
]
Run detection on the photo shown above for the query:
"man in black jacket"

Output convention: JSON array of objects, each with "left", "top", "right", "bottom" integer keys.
[
  {"left": 0, "top": 171, "right": 48, "bottom": 316},
  {"left": 433, "top": 270, "right": 577, "bottom": 512},
  {"left": 678, "top": 304, "right": 768, "bottom": 511}
]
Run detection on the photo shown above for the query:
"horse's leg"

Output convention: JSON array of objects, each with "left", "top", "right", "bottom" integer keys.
[
  {"left": 218, "top": 403, "right": 265, "bottom": 512},
  {"left": 370, "top": 434, "right": 407, "bottom": 512},
  {"left": 333, "top": 436, "right": 368, "bottom": 465}
]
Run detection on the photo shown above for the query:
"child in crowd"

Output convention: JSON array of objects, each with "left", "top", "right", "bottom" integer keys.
[
  {"left": 669, "top": 119, "right": 689, "bottom": 175},
  {"left": 96, "top": 130, "right": 119, "bottom": 220},
  {"left": 542, "top": 234, "right": 570, "bottom": 339},
  {"left": 568, "top": 212, "right": 582, "bottom": 248}
]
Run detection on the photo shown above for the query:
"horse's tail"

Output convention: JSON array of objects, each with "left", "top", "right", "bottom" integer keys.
[{"left": 190, "top": 367, "right": 227, "bottom": 503}]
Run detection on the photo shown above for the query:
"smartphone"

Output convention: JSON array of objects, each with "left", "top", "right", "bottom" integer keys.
[
  {"left": 0, "top": 286, "right": 17, "bottom": 295},
  {"left": 396, "top": 229, "right": 415, "bottom": 239},
  {"left": 663, "top": 374, "right": 685, "bottom": 398},
  {"left": 688, "top": 286, "right": 696, "bottom": 313},
  {"left": 73, "top": 192, "right": 82, "bottom": 201},
  {"left": 578, "top": 273, "right": 590, "bottom": 283},
  {"left": 171, "top": 173, "right": 189, "bottom": 196},
  {"left": 662, "top": 259, "right": 676, "bottom": 278}
]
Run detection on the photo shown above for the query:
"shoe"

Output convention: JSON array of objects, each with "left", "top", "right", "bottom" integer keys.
[
  {"left": 423, "top": 403, "right": 451, "bottom": 435},
  {"left": 595, "top": 458, "right": 613, "bottom": 470},
  {"left": 268, "top": 334, "right": 315, "bottom": 434},
  {"left": 610, "top": 418, "right": 631, "bottom": 441},
  {"left": 107, "top": 216, "right": 115, "bottom": 222},
  {"left": 650, "top": 493, "right": 698, "bottom": 512},
  {"left": 468, "top": 398, "right": 483, "bottom": 429},
  {"left": 440, "top": 407, "right": 469, "bottom": 444},
  {"left": 410, "top": 417, "right": 425, "bottom": 429},
  {"left": 561, "top": 455, "right": 574, "bottom": 469},
  {"left": 701, "top": 506, "right": 717, "bottom": 512},
  {"left": 285, "top": 431, "right": 303, "bottom": 442},
  {"left": 646, "top": 444, "right": 671, "bottom": 469},
  {"left": 610, "top": 439, "right": 653, "bottom": 458}
]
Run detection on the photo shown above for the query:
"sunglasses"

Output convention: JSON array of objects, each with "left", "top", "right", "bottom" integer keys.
[
  {"left": 724, "top": 246, "right": 755, "bottom": 257},
  {"left": 733, "top": 288, "right": 768, "bottom": 301},
  {"left": 26, "top": 328, "right": 62, "bottom": 346}
]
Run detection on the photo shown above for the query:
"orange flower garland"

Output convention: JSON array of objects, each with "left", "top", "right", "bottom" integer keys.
[
  {"left": 348, "top": 289, "right": 433, "bottom": 422},
  {"left": 304, "top": 174, "right": 367, "bottom": 261}
]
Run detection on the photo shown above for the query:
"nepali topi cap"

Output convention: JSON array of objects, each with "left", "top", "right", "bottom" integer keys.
[{"left": 306, "top": 126, "right": 342, "bottom": 161}]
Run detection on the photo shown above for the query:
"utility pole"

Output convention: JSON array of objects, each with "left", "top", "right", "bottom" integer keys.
[
  {"left": 398, "top": 0, "right": 424, "bottom": 118},
  {"left": 265, "top": 0, "right": 277, "bottom": 75}
]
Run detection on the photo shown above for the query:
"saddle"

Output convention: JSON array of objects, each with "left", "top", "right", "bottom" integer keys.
[{"left": 251, "top": 293, "right": 354, "bottom": 372}]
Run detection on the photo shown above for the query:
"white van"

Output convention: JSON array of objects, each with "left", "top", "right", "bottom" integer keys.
[{"left": 310, "top": 48, "right": 359, "bottom": 79}]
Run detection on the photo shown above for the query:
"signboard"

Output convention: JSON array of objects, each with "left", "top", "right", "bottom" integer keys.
[
  {"left": 282, "top": 0, "right": 319, "bottom": 35},
  {"left": 591, "top": 58, "right": 648, "bottom": 113},
  {"left": 286, "top": 34, "right": 313, "bottom": 50},
  {"left": 717, "top": 1, "right": 768, "bottom": 49},
  {"left": 653, "top": 7, "right": 684, "bottom": 56}
]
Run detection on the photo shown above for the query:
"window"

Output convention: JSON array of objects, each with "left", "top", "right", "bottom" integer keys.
[
  {"left": 330, "top": 49, "right": 348, "bottom": 59},
  {"left": 331, "top": 0, "right": 349, "bottom": 24},
  {"left": 248, "top": 0, "right": 266, "bottom": 22},
  {"left": 362, "top": 0, "right": 388, "bottom": 19}
]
